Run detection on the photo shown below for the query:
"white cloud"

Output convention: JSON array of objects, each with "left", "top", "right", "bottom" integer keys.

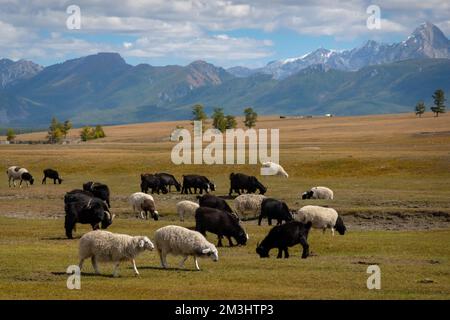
[{"left": 0, "top": 0, "right": 448, "bottom": 66}]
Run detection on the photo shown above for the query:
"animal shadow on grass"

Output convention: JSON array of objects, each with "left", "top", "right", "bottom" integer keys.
[
  {"left": 41, "top": 236, "right": 81, "bottom": 240},
  {"left": 52, "top": 271, "right": 114, "bottom": 278},
  {"left": 138, "top": 265, "right": 197, "bottom": 272}
]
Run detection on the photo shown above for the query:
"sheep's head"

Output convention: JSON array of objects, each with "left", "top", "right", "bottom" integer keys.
[
  {"left": 138, "top": 236, "right": 154, "bottom": 251},
  {"left": 256, "top": 242, "right": 269, "bottom": 258},
  {"left": 152, "top": 210, "right": 159, "bottom": 221},
  {"left": 302, "top": 191, "right": 313, "bottom": 199},
  {"left": 201, "top": 247, "right": 218, "bottom": 262},
  {"left": 235, "top": 228, "right": 248, "bottom": 246},
  {"left": 335, "top": 216, "right": 346, "bottom": 235}
]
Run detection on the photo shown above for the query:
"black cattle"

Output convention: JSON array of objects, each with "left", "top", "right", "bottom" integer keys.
[
  {"left": 83, "top": 181, "right": 111, "bottom": 208},
  {"left": 155, "top": 173, "right": 181, "bottom": 192},
  {"left": 140, "top": 174, "right": 168, "bottom": 194},
  {"left": 258, "top": 198, "right": 294, "bottom": 226},
  {"left": 229, "top": 173, "right": 267, "bottom": 196},
  {"left": 64, "top": 190, "right": 114, "bottom": 239},
  {"left": 197, "top": 194, "right": 233, "bottom": 213},
  {"left": 256, "top": 221, "right": 312, "bottom": 259},
  {"left": 195, "top": 207, "right": 248, "bottom": 247},
  {"left": 42, "top": 168, "right": 63, "bottom": 184},
  {"left": 181, "top": 175, "right": 215, "bottom": 194}
]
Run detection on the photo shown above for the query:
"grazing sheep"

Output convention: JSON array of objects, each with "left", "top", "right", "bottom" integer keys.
[
  {"left": 261, "top": 162, "right": 289, "bottom": 178},
  {"left": 302, "top": 186, "right": 334, "bottom": 200},
  {"left": 154, "top": 225, "right": 218, "bottom": 271},
  {"left": 258, "top": 198, "right": 294, "bottom": 226},
  {"left": 6, "top": 166, "right": 34, "bottom": 187},
  {"left": 128, "top": 192, "right": 159, "bottom": 220},
  {"left": 295, "top": 205, "right": 346, "bottom": 236},
  {"left": 42, "top": 168, "right": 63, "bottom": 185},
  {"left": 78, "top": 230, "right": 154, "bottom": 277},
  {"left": 234, "top": 194, "right": 266, "bottom": 219},
  {"left": 176, "top": 200, "right": 199, "bottom": 221}
]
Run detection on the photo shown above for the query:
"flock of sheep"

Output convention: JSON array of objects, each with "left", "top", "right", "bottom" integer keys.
[{"left": 6, "top": 164, "right": 347, "bottom": 277}]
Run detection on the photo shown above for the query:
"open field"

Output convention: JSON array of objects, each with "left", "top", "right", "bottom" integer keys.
[{"left": 0, "top": 112, "right": 450, "bottom": 299}]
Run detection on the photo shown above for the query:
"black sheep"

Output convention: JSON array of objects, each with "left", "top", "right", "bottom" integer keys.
[{"left": 256, "top": 221, "right": 312, "bottom": 259}]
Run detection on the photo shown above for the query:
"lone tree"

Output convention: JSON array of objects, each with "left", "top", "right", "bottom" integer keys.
[
  {"left": 244, "top": 107, "right": 258, "bottom": 128},
  {"left": 212, "top": 107, "right": 227, "bottom": 132},
  {"left": 6, "top": 128, "right": 16, "bottom": 142},
  {"left": 415, "top": 101, "right": 426, "bottom": 117},
  {"left": 192, "top": 104, "right": 208, "bottom": 122},
  {"left": 47, "top": 117, "right": 63, "bottom": 144},
  {"left": 225, "top": 115, "right": 237, "bottom": 129},
  {"left": 62, "top": 120, "right": 73, "bottom": 138},
  {"left": 431, "top": 89, "right": 446, "bottom": 117}
]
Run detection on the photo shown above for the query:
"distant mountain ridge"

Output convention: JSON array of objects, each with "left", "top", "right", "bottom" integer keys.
[
  {"left": 0, "top": 22, "right": 449, "bottom": 127},
  {"left": 228, "top": 22, "right": 450, "bottom": 79},
  {"left": 0, "top": 58, "right": 43, "bottom": 88}
]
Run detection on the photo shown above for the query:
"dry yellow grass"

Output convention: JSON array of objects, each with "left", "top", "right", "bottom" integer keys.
[{"left": 0, "top": 112, "right": 449, "bottom": 299}]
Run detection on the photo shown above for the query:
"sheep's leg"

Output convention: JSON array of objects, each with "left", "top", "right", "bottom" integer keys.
[
  {"left": 194, "top": 257, "right": 200, "bottom": 271},
  {"left": 322, "top": 228, "right": 327, "bottom": 234},
  {"left": 91, "top": 256, "right": 100, "bottom": 274},
  {"left": 42, "top": 177, "right": 46, "bottom": 184},
  {"left": 159, "top": 250, "right": 168, "bottom": 268},
  {"left": 284, "top": 248, "right": 289, "bottom": 259},
  {"left": 112, "top": 262, "right": 120, "bottom": 277},
  {"left": 78, "top": 259, "right": 85, "bottom": 270},
  {"left": 277, "top": 248, "right": 283, "bottom": 259},
  {"left": 179, "top": 256, "right": 188, "bottom": 268},
  {"left": 299, "top": 236, "right": 309, "bottom": 259},
  {"left": 140, "top": 211, "right": 145, "bottom": 219},
  {"left": 268, "top": 218, "right": 272, "bottom": 226},
  {"left": 19, "top": 179, "right": 23, "bottom": 188},
  {"left": 132, "top": 259, "right": 139, "bottom": 276},
  {"left": 331, "top": 228, "right": 335, "bottom": 236},
  {"left": 258, "top": 215, "right": 263, "bottom": 226},
  {"left": 217, "top": 236, "right": 223, "bottom": 247},
  {"left": 8, "top": 176, "right": 11, "bottom": 187},
  {"left": 227, "top": 236, "right": 234, "bottom": 247}
]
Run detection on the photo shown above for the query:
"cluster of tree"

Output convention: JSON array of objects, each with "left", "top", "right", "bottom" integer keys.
[
  {"left": 415, "top": 89, "right": 446, "bottom": 117},
  {"left": 191, "top": 104, "right": 258, "bottom": 132},
  {"left": 80, "top": 125, "right": 106, "bottom": 141},
  {"left": 47, "top": 117, "right": 72, "bottom": 143}
]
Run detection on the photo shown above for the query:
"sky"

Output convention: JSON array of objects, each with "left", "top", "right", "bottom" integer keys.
[{"left": 1, "top": 0, "right": 449, "bottom": 68}]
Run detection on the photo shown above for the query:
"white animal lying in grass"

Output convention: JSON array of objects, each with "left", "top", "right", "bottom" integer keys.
[
  {"left": 260, "top": 162, "right": 289, "bottom": 178},
  {"left": 154, "top": 225, "right": 218, "bottom": 270},
  {"left": 302, "top": 186, "right": 334, "bottom": 200},
  {"left": 78, "top": 230, "right": 154, "bottom": 277}
]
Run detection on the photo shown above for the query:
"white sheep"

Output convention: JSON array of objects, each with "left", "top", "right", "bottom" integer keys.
[
  {"left": 78, "top": 230, "right": 154, "bottom": 277},
  {"left": 6, "top": 166, "right": 34, "bottom": 187},
  {"left": 295, "top": 205, "right": 346, "bottom": 236},
  {"left": 176, "top": 200, "right": 199, "bottom": 221},
  {"left": 154, "top": 225, "right": 218, "bottom": 271},
  {"left": 234, "top": 194, "right": 267, "bottom": 219},
  {"left": 128, "top": 192, "right": 159, "bottom": 220},
  {"left": 261, "top": 161, "right": 289, "bottom": 178},
  {"left": 302, "top": 186, "right": 334, "bottom": 200}
]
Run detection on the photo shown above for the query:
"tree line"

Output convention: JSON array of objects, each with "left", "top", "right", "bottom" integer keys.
[
  {"left": 191, "top": 104, "right": 258, "bottom": 132},
  {"left": 5, "top": 118, "right": 106, "bottom": 143}
]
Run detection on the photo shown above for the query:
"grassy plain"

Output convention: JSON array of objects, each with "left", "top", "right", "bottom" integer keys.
[{"left": 0, "top": 112, "right": 449, "bottom": 299}]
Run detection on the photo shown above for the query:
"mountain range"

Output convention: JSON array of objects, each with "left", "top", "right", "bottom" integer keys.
[{"left": 1, "top": 22, "right": 449, "bottom": 128}]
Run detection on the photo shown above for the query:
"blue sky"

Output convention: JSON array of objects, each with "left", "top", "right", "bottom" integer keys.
[{"left": 0, "top": 0, "right": 449, "bottom": 68}]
